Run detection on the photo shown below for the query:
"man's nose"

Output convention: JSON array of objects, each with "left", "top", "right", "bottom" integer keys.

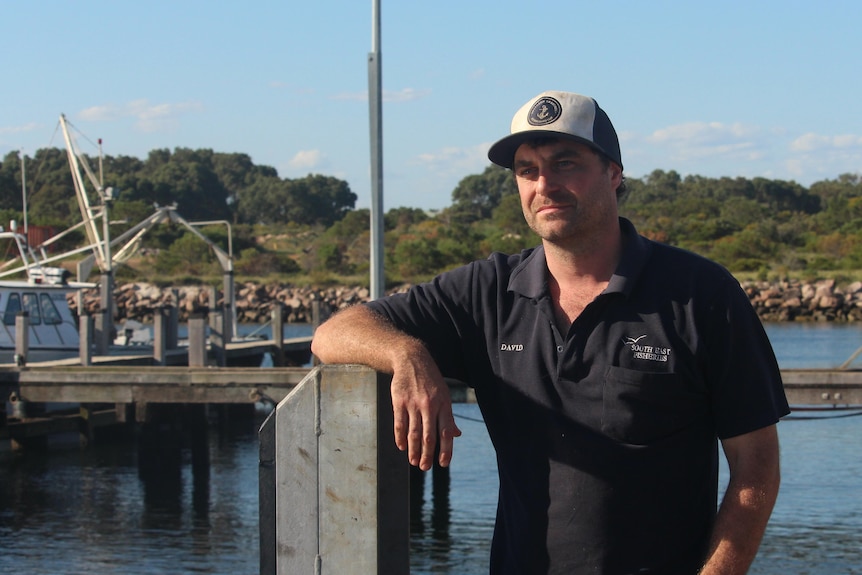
[{"left": 534, "top": 170, "right": 559, "bottom": 196}]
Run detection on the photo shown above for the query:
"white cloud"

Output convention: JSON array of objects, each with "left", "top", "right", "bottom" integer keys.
[
  {"left": 641, "top": 121, "right": 763, "bottom": 164},
  {"left": 288, "top": 149, "right": 324, "bottom": 170},
  {"left": 415, "top": 143, "right": 488, "bottom": 171},
  {"left": 409, "top": 143, "right": 491, "bottom": 196},
  {"left": 790, "top": 132, "right": 862, "bottom": 152},
  {"left": 384, "top": 88, "right": 431, "bottom": 103},
  {"left": 649, "top": 121, "right": 756, "bottom": 145},
  {"left": 78, "top": 99, "right": 203, "bottom": 132},
  {"left": 0, "top": 122, "right": 39, "bottom": 135},
  {"left": 783, "top": 132, "right": 862, "bottom": 183},
  {"left": 331, "top": 91, "right": 366, "bottom": 102}
]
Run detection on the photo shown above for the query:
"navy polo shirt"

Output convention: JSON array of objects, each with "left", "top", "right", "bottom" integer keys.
[{"left": 367, "top": 218, "right": 789, "bottom": 575}]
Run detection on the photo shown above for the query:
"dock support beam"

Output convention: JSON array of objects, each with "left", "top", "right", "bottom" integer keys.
[{"left": 259, "top": 365, "right": 409, "bottom": 575}]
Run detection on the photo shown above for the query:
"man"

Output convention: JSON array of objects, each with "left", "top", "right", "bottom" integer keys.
[{"left": 311, "top": 91, "right": 789, "bottom": 574}]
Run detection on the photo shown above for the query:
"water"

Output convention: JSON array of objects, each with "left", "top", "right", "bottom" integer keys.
[{"left": 2, "top": 323, "right": 862, "bottom": 574}]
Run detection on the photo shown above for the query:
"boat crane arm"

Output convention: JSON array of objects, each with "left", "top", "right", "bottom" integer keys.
[
  {"left": 76, "top": 205, "right": 234, "bottom": 282},
  {"left": 59, "top": 114, "right": 106, "bottom": 269}
]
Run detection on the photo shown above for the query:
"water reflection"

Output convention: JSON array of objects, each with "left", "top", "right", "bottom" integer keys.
[
  {"left": 3, "top": 400, "right": 859, "bottom": 574},
  {"left": 0, "top": 410, "right": 264, "bottom": 575}
]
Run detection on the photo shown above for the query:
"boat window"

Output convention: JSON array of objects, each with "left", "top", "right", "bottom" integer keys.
[
  {"left": 23, "top": 293, "right": 42, "bottom": 326},
  {"left": 3, "top": 293, "right": 22, "bottom": 325},
  {"left": 40, "top": 293, "right": 63, "bottom": 325}
]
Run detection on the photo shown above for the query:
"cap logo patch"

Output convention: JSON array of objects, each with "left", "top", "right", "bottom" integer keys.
[{"left": 527, "top": 96, "right": 562, "bottom": 126}]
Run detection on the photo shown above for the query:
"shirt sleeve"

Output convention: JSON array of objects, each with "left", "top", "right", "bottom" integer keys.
[
  {"left": 704, "top": 273, "right": 791, "bottom": 439},
  {"left": 365, "top": 263, "right": 482, "bottom": 382}
]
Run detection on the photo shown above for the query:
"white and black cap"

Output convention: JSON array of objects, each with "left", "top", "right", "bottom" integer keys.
[{"left": 488, "top": 91, "right": 623, "bottom": 170}]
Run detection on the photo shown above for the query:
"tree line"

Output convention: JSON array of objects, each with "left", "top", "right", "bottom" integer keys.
[
  {"left": 0, "top": 147, "right": 356, "bottom": 229},
  {"left": 1, "top": 147, "right": 861, "bottom": 285}
]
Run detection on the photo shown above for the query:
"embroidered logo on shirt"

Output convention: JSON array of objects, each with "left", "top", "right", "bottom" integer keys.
[
  {"left": 500, "top": 343, "right": 524, "bottom": 352},
  {"left": 623, "top": 335, "right": 671, "bottom": 363}
]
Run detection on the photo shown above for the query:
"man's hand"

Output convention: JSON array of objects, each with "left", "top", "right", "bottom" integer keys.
[
  {"left": 390, "top": 350, "right": 462, "bottom": 471},
  {"left": 312, "top": 304, "right": 462, "bottom": 471}
]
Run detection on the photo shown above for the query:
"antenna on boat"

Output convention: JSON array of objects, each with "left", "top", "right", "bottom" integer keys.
[{"left": 20, "top": 149, "right": 28, "bottom": 238}]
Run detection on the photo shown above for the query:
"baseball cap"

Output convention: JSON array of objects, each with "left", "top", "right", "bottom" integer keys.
[{"left": 487, "top": 91, "right": 623, "bottom": 170}]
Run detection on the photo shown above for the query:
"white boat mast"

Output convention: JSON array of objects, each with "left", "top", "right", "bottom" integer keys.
[{"left": 59, "top": 114, "right": 110, "bottom": 271}]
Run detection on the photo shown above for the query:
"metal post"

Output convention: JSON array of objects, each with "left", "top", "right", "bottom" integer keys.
[
  {"left": 368, "top": 0, "right": 385, "bottom": 299},
  {"left": 20, "top": 150, "right": 27, "bottom": 236},
  {"left": 101, "top": 186, "right": 114, "bottom": 348},
  {"left": 261, "top": 365, "right": 409, "bottom": 574},
  {"left": 223, "top": 271, "right": 234, "bottom": 342}
]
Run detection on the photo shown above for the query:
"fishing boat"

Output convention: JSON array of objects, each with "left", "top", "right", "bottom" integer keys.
[
  {"left": 0, "top": 216, "right": 96, "bottom": 364},
  {"left": 0, "top": 115, "right": 260, "bottom": 366}
]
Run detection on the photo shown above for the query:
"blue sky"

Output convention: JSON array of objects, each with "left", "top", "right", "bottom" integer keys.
[{"left": 2, "top": 1, "right": 861, "bottom": 212}]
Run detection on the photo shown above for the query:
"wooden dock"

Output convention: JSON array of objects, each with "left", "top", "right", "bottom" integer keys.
[
  {"left": 3, "top": 362, "right": 861, "bottom": 408},
  {"left": 780, "top": 368, "right": 862, "bottom": 407},
  {"left": 3, "top": 333, "right": 862, "bottom": 450}
]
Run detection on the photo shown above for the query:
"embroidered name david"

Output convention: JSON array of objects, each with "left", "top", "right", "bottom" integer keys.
[{"left": 500, "top": 343, "right": 524, "bottom": 352}]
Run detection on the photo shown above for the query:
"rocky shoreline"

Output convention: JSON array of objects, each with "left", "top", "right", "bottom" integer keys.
[{"left": 71, "top": 278, "right": 862, "bottom": 325}]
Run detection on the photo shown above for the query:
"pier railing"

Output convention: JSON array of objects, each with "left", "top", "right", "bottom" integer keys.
[{"left": 259, "top": 365, "right": 409, "bottom": 575}]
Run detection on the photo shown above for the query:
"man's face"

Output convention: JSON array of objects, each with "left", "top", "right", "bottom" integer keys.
[{"left": 512, "top": 139, "right": 622, "bottom": 247}]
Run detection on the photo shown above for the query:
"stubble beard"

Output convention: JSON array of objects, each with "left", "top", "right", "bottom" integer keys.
[
  {"left": 524, "top": 198, "right": 588, "bottom": 247},
  {"left": 525, "top": 197, "right": 617, "bottom": 255}
]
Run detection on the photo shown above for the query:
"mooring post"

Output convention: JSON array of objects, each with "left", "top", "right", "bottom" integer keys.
[
  {"left": 167, "top": 302, "right": 179, "bottom": 350},
  {"left": 94, "top": 309, "right": 111, "bottom": 355},
  {"left": 223, "top": 270, "right": 234, "bottom": 344},
  {"left": 188, "top": 312, "right": 207, "bottom": 367},
  {"left": 209, "top": 306, "right": 226, "bottom": 367},
  {"left": 206, "top": 285, "right": 217, "bottom": 312},
  {"left": 260, "top": 365, "right": 409, "bottom": 575},
  {"left": 78, "top": 313, "right": 93, "bottom": 366},
  {"left": 271, "top": 304, "right": 284, "bottom": 367},
  {"left": 154, "top": 307, "right": 167, "bottom": 365},
  {"left": 14, "top": 310, "right": 29, "bottom": 365}
]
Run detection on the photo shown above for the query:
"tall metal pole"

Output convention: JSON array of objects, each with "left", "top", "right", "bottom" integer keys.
[
  {"left": 98, "top": 138, "right": 113, "bottom": 349},
  {"left": 368, "top": 0, "right": 385, "bottom": 299}
]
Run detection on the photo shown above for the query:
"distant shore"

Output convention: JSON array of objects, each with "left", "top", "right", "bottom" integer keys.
[{"left": 72, "top": 278, "right": 862, "bottom": 324}]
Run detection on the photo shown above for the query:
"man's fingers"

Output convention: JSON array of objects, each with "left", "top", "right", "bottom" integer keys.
[
  {"left": 407, "top": 409, "right": 427, "bottom": 468},
  {"left": 390, "top": 371, "right": 459, "bottom": 471},
  {"left": 393, "top": 407, "right": 409, "bottom": 452},
  {"left": 418, "top": 421, "right": 438, "bottom": 471},
  {"left": 437, "top": 413, "right": 462, "bottom": 468}
]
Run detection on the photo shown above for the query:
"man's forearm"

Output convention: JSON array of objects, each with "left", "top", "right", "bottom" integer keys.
[
  {"left": 700, "top": 426, "right": 781, "bottom": 574},
  {"left": 699, "top": 479, "right": 777, "bottom": 573},
  {"left": 311, "top": 304, "right": 426, "bottom": 373}
]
